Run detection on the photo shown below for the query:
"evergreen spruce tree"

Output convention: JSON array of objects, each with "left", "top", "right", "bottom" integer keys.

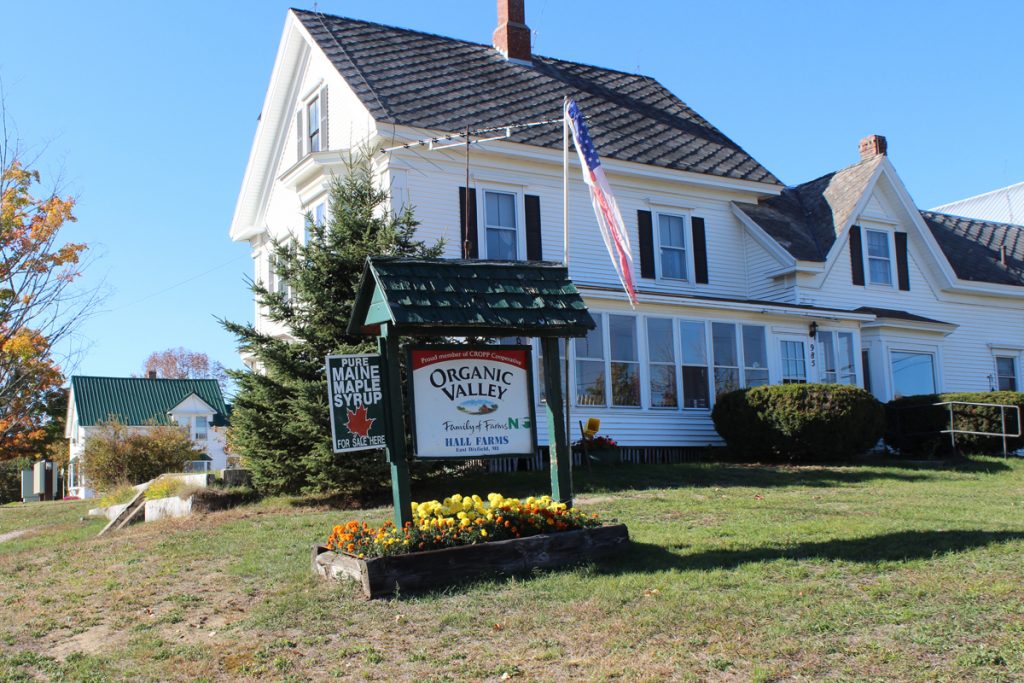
[{"left": 223, "top": 155, "right": 443, "bottom": 496}]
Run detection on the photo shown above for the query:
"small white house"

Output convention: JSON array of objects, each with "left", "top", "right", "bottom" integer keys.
[{"left": 65, "top": 376, "right": 230, "bottom": 499}]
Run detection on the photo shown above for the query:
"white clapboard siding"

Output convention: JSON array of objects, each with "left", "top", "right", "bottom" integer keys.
[
  {"left": 745, "top": 234, "right": 794, "bottom": 302},
  {"left": 388, "top": 149, "right": 765, "bottom": 302},
  {"left": 805, "top": 185, "right": 1024, "bottom": 397}
]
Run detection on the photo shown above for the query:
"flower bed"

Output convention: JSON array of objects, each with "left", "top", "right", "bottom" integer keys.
[
  {"left": 325, "top": 493, "right": 602, "bottom": 558},
  {"left": 315, "top": 493, "right": 629, "bottom": 598}
]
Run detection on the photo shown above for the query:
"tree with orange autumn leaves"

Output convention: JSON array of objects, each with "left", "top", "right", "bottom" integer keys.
[{"left": 0, "top": 155, "right": 88, "bottom": 461}]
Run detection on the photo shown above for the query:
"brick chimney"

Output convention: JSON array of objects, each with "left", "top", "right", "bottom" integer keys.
[
  {"left": 859, "top": 134, "right": 888, "bottom": 161},
  {"left": 493, "top": 0, "right": 531, "bottom": 63}
]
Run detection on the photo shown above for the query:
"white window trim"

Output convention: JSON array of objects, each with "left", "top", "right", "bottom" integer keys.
[
  {"left": 295, "top": 87, "right": 324, "bottom": 158},
  {"left": 306, "top": 95, "right": 322, "bottom": 154},
  {"left": 607, "top": 313, "right": 641, "bottom": 409},
  {"left": 479, "top": 188, "right": 526, "bottom": 261},
  {"left": 574, "top": 312, "right": 608, "bottom": 408},
  {"left": 679, "top": 317, "right": 714, "bottom": 411},
  {"left": 194, "top": 415, "right": 210, "bottom": 441},
  {"left": 653, "top": 210, "right": 695, "bottom": 283},
  {"left": 887, "top": 346, "right": 939, "bottom": 399},
  {"left": 814, "top": 328, "right": 860, "bottom": 385},
  {"left": 992, "top": 353, "right": 1020, "bottom": 391},
  {"left": 777, "top": 335, "right": 811, "bottom": 384},
  {"left": 863, "top": 227, "right": 896, "bottom": 288},
  {"left": 644, "top": 316, "right": 678, "bottom": 410}
]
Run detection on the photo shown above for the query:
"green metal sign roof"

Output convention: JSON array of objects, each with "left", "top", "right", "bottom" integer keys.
[
  {"left": 348, "top": 258, "right": 596, "bottom": 338},
  {"left": 70, "top": 376, "right": 229, "bottom": 427}
]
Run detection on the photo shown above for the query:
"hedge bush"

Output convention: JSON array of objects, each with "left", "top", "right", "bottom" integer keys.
[
  {"left": 712, "top": 384, "right": 884, "bottom": 462},
  {"left": 884, "top": 391, "right": 1024, "bottom": 456},
  {"left": 83, "top": 419, "right": 202, "bottom": 491}
]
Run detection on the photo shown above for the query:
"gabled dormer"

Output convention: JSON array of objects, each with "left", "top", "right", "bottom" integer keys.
[{"left": 734, "top": 135, "right": 1024, "bottom": 304}]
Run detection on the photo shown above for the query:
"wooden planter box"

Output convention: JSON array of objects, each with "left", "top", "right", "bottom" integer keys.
[{"left": 313, "top": 524, "right": 629, "bottom": 599}]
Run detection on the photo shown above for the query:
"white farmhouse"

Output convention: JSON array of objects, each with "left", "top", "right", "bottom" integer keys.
[
  {"left": 65, "top": 376, "right": 230, "bottom": 498},
  {"left": 230, "top": 1, "right": 1024, "bottom": 460}
]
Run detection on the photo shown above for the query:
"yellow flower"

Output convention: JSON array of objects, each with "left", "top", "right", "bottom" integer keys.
[{"left": 481, "top": 529, "right": 488, "bottom": 537}]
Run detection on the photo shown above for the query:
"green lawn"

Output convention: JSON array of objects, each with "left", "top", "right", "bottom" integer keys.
[{"left": 1, "top": 458, "right": 1023, "bottom": 682}]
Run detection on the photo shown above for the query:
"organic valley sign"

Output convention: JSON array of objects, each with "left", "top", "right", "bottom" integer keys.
[
  {"left": 326, "top": 354, "right": 387, "bottom": 453},
  {"left": 409, "top": 345, "right": 537, "bottom": 459}
]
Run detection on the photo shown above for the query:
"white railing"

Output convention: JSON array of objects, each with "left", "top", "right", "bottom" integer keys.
[{"left": 935, "top": 401, "right": 1021, "bottom": 457}]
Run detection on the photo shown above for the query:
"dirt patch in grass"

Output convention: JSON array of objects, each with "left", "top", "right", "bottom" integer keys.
[
  {"left": 0, "top": 529, "right": 29, "bottom": 543},
  {"left": 49, "top": 624, "right": 125, "bottom": 660}
]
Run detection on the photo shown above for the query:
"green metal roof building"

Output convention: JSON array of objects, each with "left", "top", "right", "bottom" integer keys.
[{"left": 66, "top": 376, "right": 231, "bottom": 499}]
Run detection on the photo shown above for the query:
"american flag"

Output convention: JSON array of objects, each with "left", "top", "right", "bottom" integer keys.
[{"left": 564, "top": 98, "right": 638, "bottom": 306}]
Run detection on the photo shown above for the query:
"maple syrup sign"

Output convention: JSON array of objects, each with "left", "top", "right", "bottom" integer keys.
[
  {"left": 408, "top": 345, "right": 537, "bottom": 459},
  {"left": 326, "top": 354, "right": 387, "bottom": 453}
]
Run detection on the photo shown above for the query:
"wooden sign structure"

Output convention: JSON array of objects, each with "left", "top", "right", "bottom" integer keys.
[{"left": 347, "top": 257, "right": 596, "bottom": 527}]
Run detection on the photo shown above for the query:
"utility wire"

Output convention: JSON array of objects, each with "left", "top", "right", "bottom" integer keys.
[{"left": 97, "top": 254, "right": 249, "bottom": 314}]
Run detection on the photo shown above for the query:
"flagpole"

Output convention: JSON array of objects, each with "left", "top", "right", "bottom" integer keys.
[
  {"left": 563, "top": 96, "right": 569, "bottom": 266},
  {"left": 562, "top": 96, "right": 573, "bottom": 484}
]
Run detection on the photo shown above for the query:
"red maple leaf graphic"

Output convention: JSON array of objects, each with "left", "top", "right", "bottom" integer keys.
[{"left": 345, "top": 405, "right": 376, "bottom": 438}]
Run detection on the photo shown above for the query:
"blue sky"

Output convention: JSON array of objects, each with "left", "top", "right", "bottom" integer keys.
[{"left": 2, "top": 1, "right": 1021, "bottom": 391}]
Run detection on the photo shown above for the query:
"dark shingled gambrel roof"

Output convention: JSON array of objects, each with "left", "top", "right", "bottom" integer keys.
[
  {"left": 71, "top": 376, "right": 229, "bottom": 427},
  {"left": 737, "top": 158, "right": 1024, "bottom": 287},
  {"left": 736, "top": 156, "right": 882, "bottom": 261},
  {"left": 349, "top": 258, "right": 596, "bottom": 338},
  {"left": 293, "top": 9, "right": 780, "bottom": 185},
  {"left": 920, "top": 211, "right": 1024, "bottom": 286}
]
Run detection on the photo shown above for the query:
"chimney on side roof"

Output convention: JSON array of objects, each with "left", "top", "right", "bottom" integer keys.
[
  {"left": 493, "top": 0, "right": 531, "bottom": 63},
  {"left": 147, "top": 370, "right": 157, "bottom": 379},
  {"left": 859, "top": 134, "right": 888, "bottom": 161}
]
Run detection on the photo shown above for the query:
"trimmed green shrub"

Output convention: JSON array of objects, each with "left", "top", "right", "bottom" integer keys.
[
  {"left": 885, "top": 391, "right": 1024, "bottom": 456},
  {"left": 712, "top": 384, "right": 884, "bottom": 462}
]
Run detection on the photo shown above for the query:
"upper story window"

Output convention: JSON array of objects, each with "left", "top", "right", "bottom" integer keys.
[
  {"left": 865, "top": 229, "right": 893, "bottom": 286},
  {"left": 484, "top": 190, "right": 518, "bottom": 260},
  {"left": 195, "top": 416, "right": 209, "bottom": 440},
  {"left": 658, "top": 213, "right": 688, "bottom": 280},
  {"left": 307, "top": 97, "right": 321, "bottom": 153},
  {"left": 995, "top": 356, "right": 1018, "bottom": 391},
  {"left": 304, "top": 202, "right": 326, "bottom": 245}
]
